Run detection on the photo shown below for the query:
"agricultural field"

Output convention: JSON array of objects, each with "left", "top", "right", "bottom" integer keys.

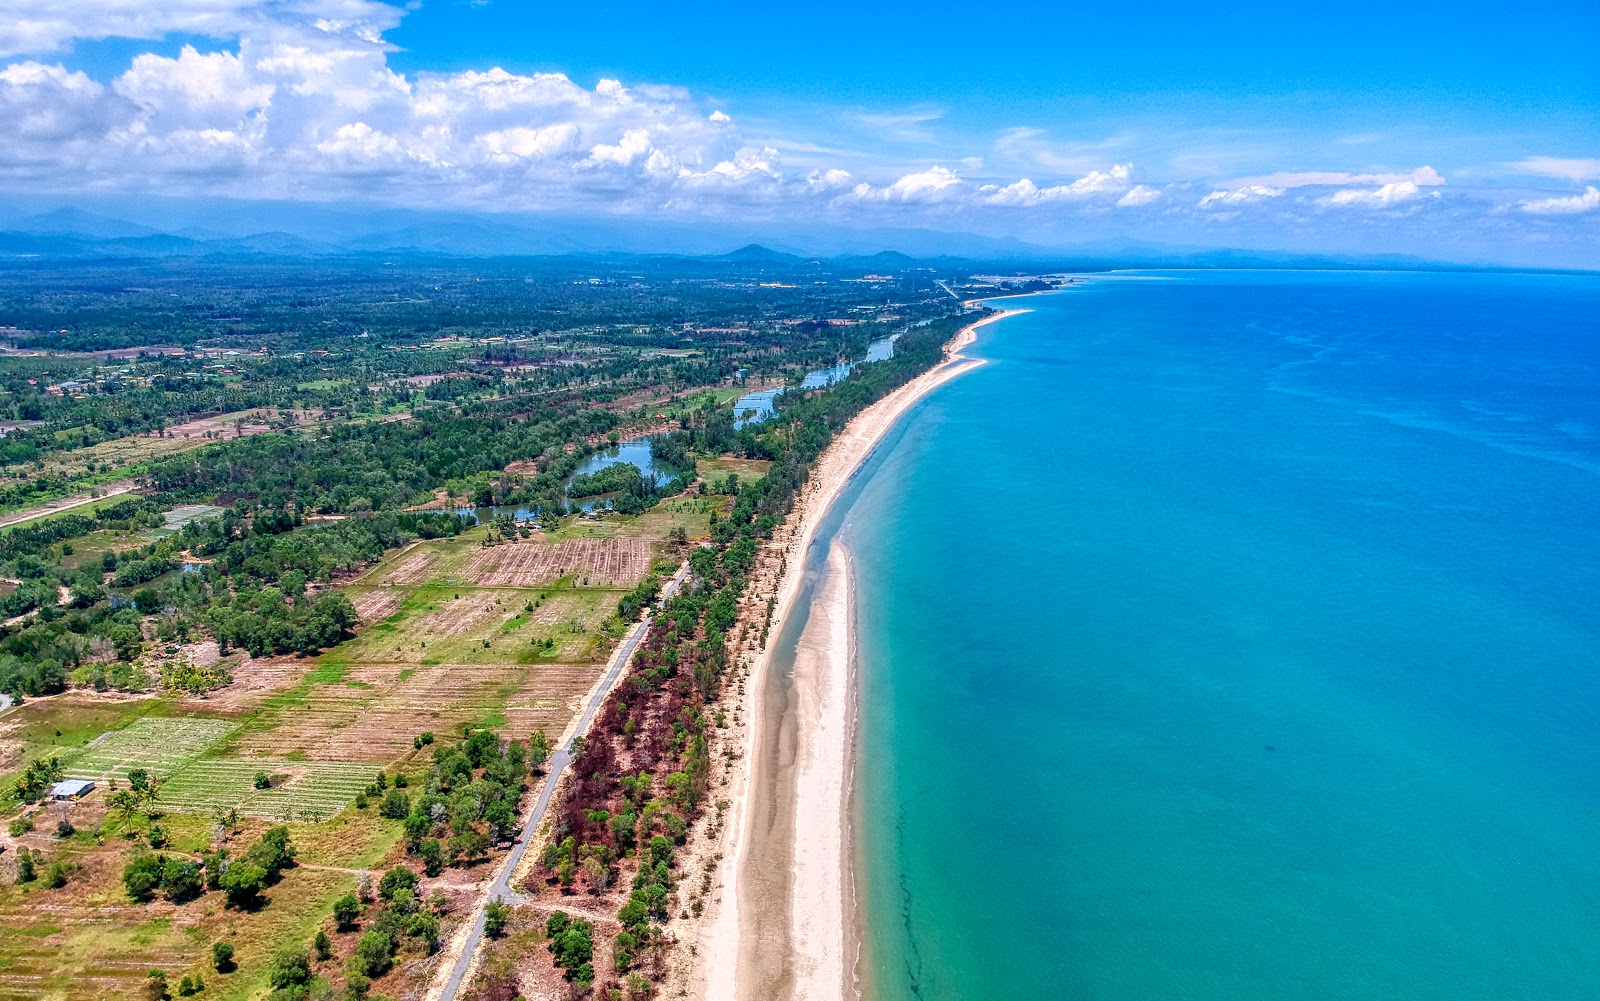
[
  {"left": 158, "top": 760, "right": 377, "bottom": 822},
  {"left": 62, "top": 717, "right": 234, "bottom": 783}
]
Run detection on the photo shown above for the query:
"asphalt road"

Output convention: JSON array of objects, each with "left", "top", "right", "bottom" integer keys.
[{"left": 435, "top": 561, "right": 690, "bottom": 1000}]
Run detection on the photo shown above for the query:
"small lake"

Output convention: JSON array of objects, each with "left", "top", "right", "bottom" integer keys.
[
  {"left": 733, "top": 332, "right": 898, "bottom": 427},
  {"left": 455, "top": 438, "right": 692, "bottom": 524}
]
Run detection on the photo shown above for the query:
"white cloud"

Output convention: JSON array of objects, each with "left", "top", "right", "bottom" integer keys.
[
  {"left": 0, "top": 0, "right": 404, "bottom": 58},
  {"left": 977, "top": 164, "right": 1136, "bottom": 206},
  {"left": 856, "top": 166, "right": 965, "bottom": 203},
  {"left": 0, "top": 0, "right": 1587, "bottom": 264},
  {"left": 842, "top": 105, "right": 944, "bottom": 144},
  {"left": 1519, "top": 186, "right": 1600, "bottom": 215},
  {"left": 1197, "top": 185, "right": 1283, "bottom": 209},
  {"left": 1509, "top": 157, "right": 1600, "bottom": 183},
  {"left": 1230, "top": 166, "right": 1444, "bottom": 189},
  {"left": 1116, "top": 184, "right": 1161, "bottom": 207},
  {"left": 1321, "top": 180, "right": 1438, "bottom": 208}
]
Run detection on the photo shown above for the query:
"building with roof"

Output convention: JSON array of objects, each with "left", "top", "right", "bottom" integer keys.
[{"left": 49, "top": 779, "right": 95, "bottom": 801}]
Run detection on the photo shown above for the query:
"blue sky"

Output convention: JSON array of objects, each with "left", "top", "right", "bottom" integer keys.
[{"left": 1, "top": 0, "right": 1597, "bottom": 265}]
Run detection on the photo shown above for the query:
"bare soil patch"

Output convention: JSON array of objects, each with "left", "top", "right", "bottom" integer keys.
[
  {"left": 422, "top": 592, "right": 508, "bottom": 637},
  {"left": 198, "top": 654, "right": 311, "bottom": 712}
]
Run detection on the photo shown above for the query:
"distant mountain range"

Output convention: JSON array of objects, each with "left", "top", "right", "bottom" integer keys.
[{"left": 0, "top": 204, "right": 1553, "bottom": 274}]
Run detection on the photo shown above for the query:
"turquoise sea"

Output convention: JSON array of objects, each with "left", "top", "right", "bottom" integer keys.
[{"left": 826, "top": 271, "right": 1600, "bottom": 1000}]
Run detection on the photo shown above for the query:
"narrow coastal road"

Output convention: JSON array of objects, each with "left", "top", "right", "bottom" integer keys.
[{"left": 434, "top": 560, "right": 691, "bottom": 1001}]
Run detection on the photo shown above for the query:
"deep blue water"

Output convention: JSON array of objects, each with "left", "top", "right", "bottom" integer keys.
[{"left": 833, "top": 271, "right": 1600, "bottom": 1000}]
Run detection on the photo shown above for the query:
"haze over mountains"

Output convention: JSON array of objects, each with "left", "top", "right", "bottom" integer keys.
[{"left": 0, "top": 203, "right": 1507, "bottom": 273}]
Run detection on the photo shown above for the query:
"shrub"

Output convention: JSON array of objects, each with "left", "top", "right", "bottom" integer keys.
[
  {"left": 332, "top": 893, "right": 363, "bottom": 929},
  {"left": 377, "top": 865, "right": 417, "bottom": 901},
  {"left": 212, "top": 941, "right": 235, "bottom": 973},
  {"left": 484, "top": 900, "right": 510, "bottom": 938},
  {"left": 347, "top": 929, "right": 395, "bottom": 979},
  {"left": 379, "top": 790, "right": 410, "bottom": 820},
  {"left": 266, "top": 948, "right": 311, "bottom": 990}
]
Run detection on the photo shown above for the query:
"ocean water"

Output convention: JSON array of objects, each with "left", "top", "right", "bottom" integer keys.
[{"left": 831, "top": 271, "right": 1600, "bottom": 1000}]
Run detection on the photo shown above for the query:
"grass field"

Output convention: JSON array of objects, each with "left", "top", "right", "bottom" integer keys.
[
  {"left": 697, "top": 455, "right": 773, "bottom": 482},
  {"left": 0, "top": 810, "right": 400, "bottom": 1001}
]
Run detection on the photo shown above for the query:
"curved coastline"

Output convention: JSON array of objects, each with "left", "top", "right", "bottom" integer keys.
[{"left": 689, "top": 301, "right": 1027, "bottom": 1001}]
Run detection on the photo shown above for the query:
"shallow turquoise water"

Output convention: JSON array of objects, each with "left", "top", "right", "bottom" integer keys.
[{"left": 832, "top": 271, "right": 1600, "bottom": 1000}]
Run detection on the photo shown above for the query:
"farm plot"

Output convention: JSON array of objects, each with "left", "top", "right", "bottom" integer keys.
[
  {"left": 62, "top": 717, "right": 234, "bottom": 783},
  {"left": 347, "top": 587, "right": 404, "bottom": 622},
  {"left": 157, "top": 759, "right": 376, "bottom": 821},
  {"left": 462, "top": 537, "right": 651, "bottom": 587},
  {"left": 378, "top": 547, "right": 439, "bottom": 585}
]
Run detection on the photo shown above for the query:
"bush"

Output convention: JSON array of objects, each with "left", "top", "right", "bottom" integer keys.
[
  {"left": 484, "top": 900, "right": 510, "bottom": 938},
  {"left": 545, "top": 911, "right": 594, "bottom": 985},
  {"left": 332, "top": 892, "right": 363, "bottom": 929},
  {"left": 267, "top": 948, "right": 311, "bottom": 990},
  {"left": 378, "top": 790, "right": 410, "bottom": 820},
  {"left": 8, "top": 817, "right": 34, "bottom": 837},
  {"left": 212, "top": 941, "right": 235, "bottom": 973},
  {"left": 377, "top": 865, "right": 417, "bottom": 901},
  {"left": 347, "top": 929, "right": 395, "bottom": 979},
  {"left": 55, "top": 819, "right": 75, "bottom": 838}
]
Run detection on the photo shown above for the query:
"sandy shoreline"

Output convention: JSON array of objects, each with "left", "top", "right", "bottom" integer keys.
[{"left": 689, "top": 305, "right": 1022, "bottom": 1001}]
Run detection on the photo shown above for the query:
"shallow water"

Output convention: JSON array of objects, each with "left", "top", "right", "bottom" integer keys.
[
  {"left": 830, "top": 272, "right": 1600, "bottom": 1000},
  {"left": 734, "top": 333, "right": 899, "bottom": 426}
]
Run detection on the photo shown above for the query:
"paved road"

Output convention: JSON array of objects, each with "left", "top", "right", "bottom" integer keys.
[{"left": 435, "top": 561, "right": 690, "bottom": 1000}]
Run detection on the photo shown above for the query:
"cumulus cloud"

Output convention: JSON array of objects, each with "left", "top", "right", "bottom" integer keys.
[
  {"left": 857, "top": 166, "right": 966, "bottom": 203},
  {"left": 1197, "top": 185, "right": 1284, "bottom": 209},
  {"left": 976, "top": 164, "right": 1137, "bottom": 206},
  {"left": 1320, "top": 180, "right": 1439, "bottom": 209},
  {"left": 1519, "top": 186, "right": 1600, "bottom": 215}
]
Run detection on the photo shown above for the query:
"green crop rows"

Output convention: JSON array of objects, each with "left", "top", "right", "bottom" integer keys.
[
  {"left": 58, "top": 717, "right": 373, "bottom": 820},
  {"left": 158, "top": 760, "right": 379, "bottom": 822},
  {"left": 63, "top": 718, "right": 235, "bottom": 782}
]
